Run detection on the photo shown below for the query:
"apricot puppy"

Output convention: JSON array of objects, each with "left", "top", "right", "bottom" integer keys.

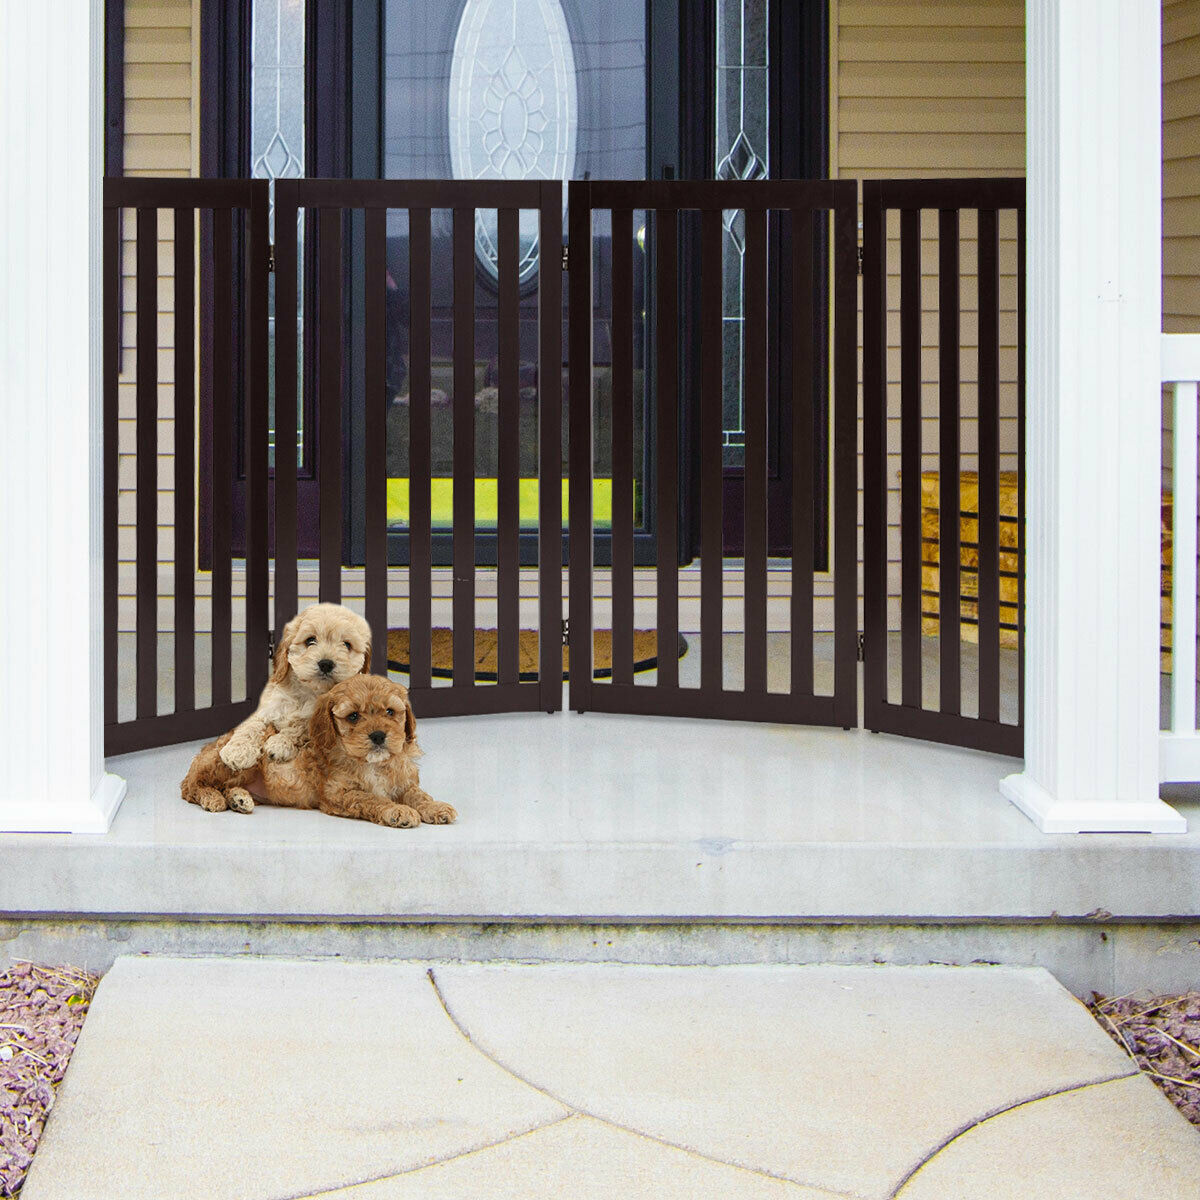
[{"left": 182, "top": 675, "right": 456, "bottom": 829}]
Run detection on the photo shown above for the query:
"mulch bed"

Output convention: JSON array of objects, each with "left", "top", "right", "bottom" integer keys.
[
  {"left": 0, "top": 963, "right": 99, "bottom": 1196},
  {"left": 1088, "top": 991, "right": 1200, "bottom": 1127}
]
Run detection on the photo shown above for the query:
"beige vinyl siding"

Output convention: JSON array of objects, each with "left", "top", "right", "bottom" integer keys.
[
  {"left": 116, "top": 0, "right": 197, "bottom": 643},
  {"left": 829, "top": 0, "right": 1025, "bottom": 634},
  {"left": 1164, "top": 0, "right": 1200, "bottom": 333}
]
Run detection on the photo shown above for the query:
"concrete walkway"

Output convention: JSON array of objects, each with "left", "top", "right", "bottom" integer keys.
[{"left": 21, "top": 958, "right": 1200, "bottom": 1199}]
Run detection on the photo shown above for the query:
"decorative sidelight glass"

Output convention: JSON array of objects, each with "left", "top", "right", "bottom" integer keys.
[{"left": 715, "top": 0, "right": 769, "bottom": 469}]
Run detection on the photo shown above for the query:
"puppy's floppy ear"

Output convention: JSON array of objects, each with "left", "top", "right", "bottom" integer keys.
[
  {"left": 309, "top": 693, "right": 341, "bottom": 760},
  {"left": 360, "top": 641, "right": 372, "bottom": 675},
  {"left": 271, "top": 614, "right": 301, "bottom": 684},
  {"left": 404, "top": 700, "right": 417, "bottom": 745}
]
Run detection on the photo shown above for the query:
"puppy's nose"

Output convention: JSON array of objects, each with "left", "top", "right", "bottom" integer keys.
[
  {"left": 317, "top": 658, "right": 334, "bottom": 675},
  {"left": 369, "top": 730, "right": 387, "bottom": 746}
]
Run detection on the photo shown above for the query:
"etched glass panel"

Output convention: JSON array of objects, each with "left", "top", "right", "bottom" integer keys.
[
  {"left": 715, "top": 0, "right": 769, "bottom": 468},
  {"left": 251, "top": 0, "right": 306, "bottom": 467},
  {"left": 448, "top": 0, "right": 578, "bottom": 282}
]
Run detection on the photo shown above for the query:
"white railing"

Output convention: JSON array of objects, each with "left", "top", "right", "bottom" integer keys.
[{"left": 1160, "top": 333, "right": 1200, "bottom": 782}]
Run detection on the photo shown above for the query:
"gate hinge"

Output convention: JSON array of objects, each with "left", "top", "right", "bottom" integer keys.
[
  {"left": 856, "top": 631, "right": 865, "bottom": 662},
  {"left": 268, "top": 243, "right": 276, "bottom": 273},
  {"left": 561, "top": 618, "right": 570, "bottom": 645},
  {"left": 267, "top": 628, "right": 276, "bottom": 659},
  {"left": 561, "top": 242, "right": 569, "bottom": 272},
  {"left": 856, "top": 244, "right": 864, "bottom": 276}
]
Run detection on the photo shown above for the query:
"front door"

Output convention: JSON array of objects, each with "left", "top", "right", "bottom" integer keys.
[{"left": 221, "top": 0, "right": 829, "bottom": 566}]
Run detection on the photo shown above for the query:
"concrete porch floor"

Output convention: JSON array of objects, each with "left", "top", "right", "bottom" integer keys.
[{"left": 3, "top": 680, "right": 1200, "bottom": 995}]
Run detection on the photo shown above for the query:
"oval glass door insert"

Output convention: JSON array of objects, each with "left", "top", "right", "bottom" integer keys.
[{"left": 448, "top": 0, "right": 578, "bottom": 282}]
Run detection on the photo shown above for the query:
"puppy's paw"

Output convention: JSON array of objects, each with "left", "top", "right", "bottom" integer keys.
[
  {"left": 263, "top": 732, "right": 297, "bottom": 762},
  {"left": 190, "top": 787, "right": 227, "bottom": 813},
  {"left": 219, "top": 738, "right": 258, "bottom": 771},
  {"left": 419, "top": 801, "right": 457, "bottom": 825},
  {"left": 226, "top": 787, "right": 255, "bottom": 814},
  {"left": 379, "top": 804, "right": 422, "bottom": 829}
]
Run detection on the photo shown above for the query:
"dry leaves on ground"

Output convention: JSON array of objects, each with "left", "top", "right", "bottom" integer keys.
[
  {"left": 0, "top": 963, "right": 99, "bottom": 1197},
  {"left": 1089, "top": 991, "right": 1200, "bottom": 1127}
]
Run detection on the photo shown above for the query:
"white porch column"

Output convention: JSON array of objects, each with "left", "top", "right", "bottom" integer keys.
[
  {"left": 1001, "top": 0, "right": 1185, "bottom": 832},
  {"left": 0, "top": 0, "right": 126, "bottom": 832}
]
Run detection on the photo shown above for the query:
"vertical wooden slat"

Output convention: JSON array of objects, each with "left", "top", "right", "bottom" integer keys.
[
  {"left": 899, "top": 207, "right": 922, "bottom": 709},
  {"left": 789, "top": 208, "right": 814, "bottom": 699},
  {"left": 173, "top": 206, "right": 195, "bottom": 714},
  {"left": 244, "top": 183, "right": 270, "bottom": 696},
  {"left": 318, "top": 206, "right": 343, "bottom": 603},
  {"left": 937, "top": 207, "right": 961, "bottom": 716},
  {"left": 211, "top": 206, "right": 233, "bottom": 707},
  {"left": 610, "top": 207, "right": 635, "bottom": 688},
  {"left": 364, "top": 206, "right": 388, "bottom": 670},
  {"left": 832, "top": 187, "right": 859, "bottom": 727},
  {"left": 977, "top": 207, "right": 1001, "bottom": 723},
  {"left": 655, "top": 207, "right": 679, "bottom": 691},
  {"left": 273, "top": 182, "right": 299, "bottom": 638},
  {"left": 452, "top": 206, "right": 476, "bottom": 686},
  {"left": 135, "top": 207, "right": 158, "bottom": 719},
  {"left": 103, "top": 203, "right": 120, "bottom": 727},
  {"left": 567, "top": 183, "right": 594, "bottom": 710},
  {"left": 537, "top": 180, "right": 564, "bottom": 710},
  {"left": 743, "top": 207, "right": 768, "bottom": 696},
  {"left": 700, "top": 208, "right": 724, "bottom": 695},
  {"left": 496, "top": 207, "right": 521, "bottom": 686},
  {"left": 861, "top": 184, "right": 888, "bottom": 727},
  {"left": 408, "top": 208, "right": 433, "bottom": 691}
]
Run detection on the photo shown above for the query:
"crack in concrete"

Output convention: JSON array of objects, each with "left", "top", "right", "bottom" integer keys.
[
  {"left": 425, "top": 966, "right": 860, "bottom": 1199},
  {"left": 274, "top": 1114, "right": 580, "bottom": 1200},
  {"left": 887, "top": 1069, "right": 1140, "bottom": 1198}
]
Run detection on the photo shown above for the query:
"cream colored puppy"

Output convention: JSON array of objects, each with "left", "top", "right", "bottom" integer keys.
[{"left": 218, "top": 602, "right": 373, "bottom": 771}]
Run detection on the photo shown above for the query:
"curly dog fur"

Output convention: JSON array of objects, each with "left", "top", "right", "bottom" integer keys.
[
  {"left": 181, "top": 675, "right": 456, "bottom": 828},
  {"left": 218, "top": 602, "right": 372, "bottom": 772}
]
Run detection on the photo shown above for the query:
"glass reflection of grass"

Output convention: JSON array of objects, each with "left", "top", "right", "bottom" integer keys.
[{"left": 386, "top": 477, "right": 617, "bottom": 530}]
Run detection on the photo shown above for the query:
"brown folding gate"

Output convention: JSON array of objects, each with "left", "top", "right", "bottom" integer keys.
[
  {"left": 566, "top": 180, "right": 860, "bottom": 725},
  {"left": 862, "top": 178, "right": 1025, "bottom": 755},
  {"left": 271, "top": 179, "right": 564, "bottom": 719},
  {"left": 103, "top": 178, "right": 271, "bottom": 755},
  {"left": 104, "top": 177, "right": 564, "bottom": 754},
  {"left": 105, "top": 172, "right": 1026, "bottom": 756}
]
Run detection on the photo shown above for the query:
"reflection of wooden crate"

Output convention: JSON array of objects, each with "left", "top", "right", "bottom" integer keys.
[
  {"left": 1159, "top": 496, "right": 1174, "bottom": 671},
  {"left": 921, "top": 473, "right": 1174, "bottom": 664},
  {"left": 920, "top": 471, "right": 1020, "bottom": 648}
]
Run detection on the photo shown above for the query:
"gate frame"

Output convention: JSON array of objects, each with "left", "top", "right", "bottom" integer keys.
[
  {"left": 272, "top": 178, "right": 565, "bottom": 720},
  {"left": 566, "top": 178, "right": 859, "bottom": 725},
  {"left": 103, "top": 177, "right": 271, "bottom": 756},
  {"left": 861, "top": 177, "right": 1026, "bottom": 757}
]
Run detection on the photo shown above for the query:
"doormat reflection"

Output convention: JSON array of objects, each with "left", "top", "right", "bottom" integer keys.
[{"left": 386, "top": 628, "right": 687, "bottom": 682}]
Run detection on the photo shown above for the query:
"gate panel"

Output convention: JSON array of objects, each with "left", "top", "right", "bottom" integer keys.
[
  {"left": 104, "top": 178, "right": 270, "bottom": 755},
  {"left": 275, "top": 179, "right": 563, "bottom": 719},
  {"left": 862, "top": 178, "right": 1025, "bottom": 756},
  {"left": 568, "top": 179, "right": 859, "bottom": 725}
]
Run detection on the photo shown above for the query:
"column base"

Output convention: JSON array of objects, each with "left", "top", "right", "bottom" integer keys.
[
  {"left": 1000, "top": 773, "right": 1188, "bottom": 834},
  {"left": 0, "top": 772, "right": 126, "bottom": 835}
]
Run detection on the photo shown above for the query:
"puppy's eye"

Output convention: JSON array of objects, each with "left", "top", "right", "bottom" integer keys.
[
  {"left": 346, "top": 712, "right": 360, "bottom": 724},
  {"left": 305, "top": 636, "right": 317, "bottom": 647},
  {"left": 344, "top": 641, "right": 353, "bottom": 652},
  {"left": 385, "top": 708, "right": 394, "bottom": 718}
]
